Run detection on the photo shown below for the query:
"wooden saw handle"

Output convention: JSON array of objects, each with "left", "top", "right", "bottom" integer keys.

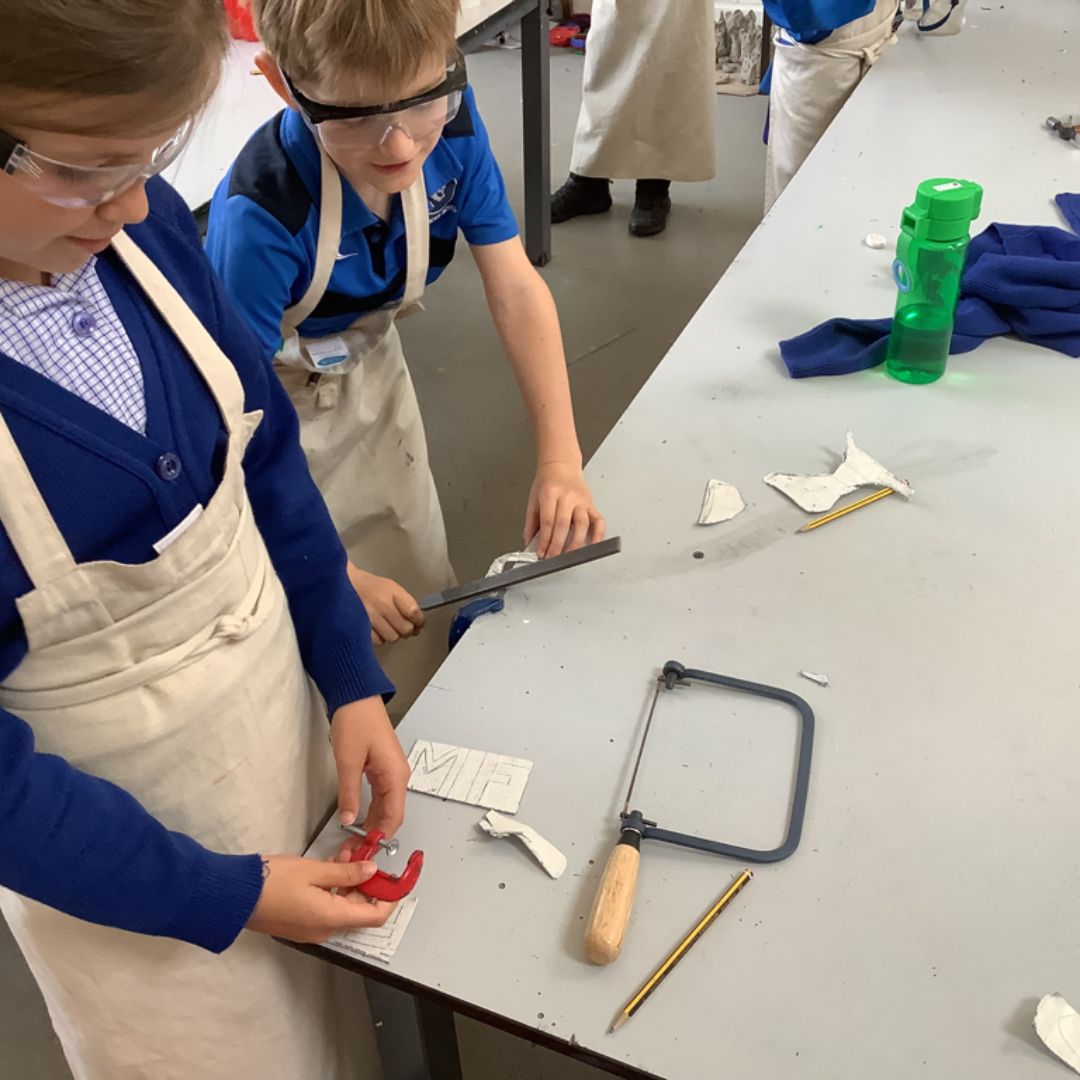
[{"left": 584, "top": 831, "right": 640, "bottom": 965}]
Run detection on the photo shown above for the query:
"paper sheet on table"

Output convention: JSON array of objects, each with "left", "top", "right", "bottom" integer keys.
[
  {"left": 1035, "top": 993, "right": 1080, "bottom": 1074},
  {"left": 329, "top": 895, "right": 419, "bottom": 964},
  {"left": 477, "top": 810, "right": 567, "bottom": 879},
  {"left": 697, "top": 479, "right": 745, "bottom": 525},
  {"left": 407, "top": 741, "right": 533, "bottom": 813},
  {"left": 764, "top": 431, "right": 914, "bottom": 513}
]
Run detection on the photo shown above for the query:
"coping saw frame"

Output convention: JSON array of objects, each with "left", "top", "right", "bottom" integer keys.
[{"left": 621, "top": 660, "right": 815, "bottom": 864}]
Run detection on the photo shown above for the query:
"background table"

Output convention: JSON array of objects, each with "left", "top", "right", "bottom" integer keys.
[
  {"left": 164, "top": 0, "right": 552, "bottom": 263},
  {"left": 303, "top": 6, "right": 1080, "bottom": 1078}
]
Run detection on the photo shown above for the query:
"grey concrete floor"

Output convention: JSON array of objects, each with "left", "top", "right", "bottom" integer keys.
[{"left": 0, "top": 46, "right": 766, "bottom": 1080}]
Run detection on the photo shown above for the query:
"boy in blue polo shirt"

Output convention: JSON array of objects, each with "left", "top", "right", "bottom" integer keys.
[{"left": 207, "top": 0, "right": 603, "bottom": 706}]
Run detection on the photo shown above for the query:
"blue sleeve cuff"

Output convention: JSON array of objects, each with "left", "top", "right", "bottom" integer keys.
[
  {"left": 160, "top": 848, "right": 265, "bottom": 954},
  {"left": 309, "top": 636, "right": 396, "bottom": 717},
  {"left": 463, "top": 221, "right": 520, "bottom": 247}
]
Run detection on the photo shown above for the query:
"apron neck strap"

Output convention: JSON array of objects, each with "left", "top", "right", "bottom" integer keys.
[
  {"left": 282, "top": 143, "right": 344, "bottom": 336},
  {"left": 111, "top": 231, "right": 246, "bottom": 431},
  {"left": 0, "top": 414, "right": 78, "bottom": 586},
  {"left": 0, "top": 232, "right": 248, "bottom": 590},
  {"left": 400, "top": 171, "right": 429, "bottom": 310},
  {"left": 282, "top": 148, "right": 429, "bottom": 339}
]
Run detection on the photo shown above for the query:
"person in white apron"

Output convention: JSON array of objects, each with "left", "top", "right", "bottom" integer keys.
[
  {"left": 0, "top": 229, "right": 389, "bottom": 1080},
  {"left": 764, "top": 0, "right": 902, "bottom": 211},
  {"left": 551, "top": 0, "right": 718, "bottom": 237},
  {"left": 274, "top": 143, "right": 454, "bottom": 716}
]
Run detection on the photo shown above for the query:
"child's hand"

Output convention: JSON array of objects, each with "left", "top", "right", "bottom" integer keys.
[
  {"left": 524, "top": 461, "right": 605, "bottom": 557},
  {"left": 330, "top": 696, "right": 410, "bottom": 835},
  {"left": 347, "top": 563, "right": 425, "bottom": 645},
  {"left": 246, "top": 855, "right": 395, "bottom": 943}
]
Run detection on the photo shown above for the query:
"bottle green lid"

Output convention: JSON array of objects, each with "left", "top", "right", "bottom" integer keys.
[{"left": 901, "top": 178, "right": 984, "bottom": 242}]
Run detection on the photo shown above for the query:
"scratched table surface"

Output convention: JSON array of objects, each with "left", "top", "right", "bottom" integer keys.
[{"left": 308, "top": 7, "right": 1080, "bottom": 1077}]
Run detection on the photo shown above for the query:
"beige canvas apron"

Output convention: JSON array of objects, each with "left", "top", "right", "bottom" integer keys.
[
  {"left": 275, "top": 146, "right": 454, "bottom": 715},
  {"left": 765, "top": 0, "right": 899, "bottom": 210},
  {"left": 570, "top": 0, "right": 717, "bottom": 182},
  {"left": 0, "top": 231, "right": 381, "bottom": 1080}
]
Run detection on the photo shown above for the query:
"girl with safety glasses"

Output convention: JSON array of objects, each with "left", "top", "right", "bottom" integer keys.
[{"left": 0, "top": 1, "right": 407, "bottom": 1076}]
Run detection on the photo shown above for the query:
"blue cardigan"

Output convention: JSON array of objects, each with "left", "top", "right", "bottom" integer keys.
[{"left": 0, "top": 178, "right": 393, "bottom": 953}]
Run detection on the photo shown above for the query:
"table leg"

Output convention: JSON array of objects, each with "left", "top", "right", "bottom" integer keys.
[
  {"left": 520, "top": 0, "right": 552, "bottom": 266},
  {"left": 761, "top": 10, "right": 774, "bottom": 76},
  {"left": 365, "top": 980, "right": 430, "bottom": 1080},
  {"left": 415, "top": 997, "right": 465, "bottom": 1080},
  {"left": 363, "top": 980, "right": 464, "bottom": 1080}
]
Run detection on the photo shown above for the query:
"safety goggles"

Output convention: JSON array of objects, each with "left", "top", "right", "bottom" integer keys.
[
  {"left": 0, "top": 119, "right": 192, "bottom": 209},
  {"left": 283, "top": 57, "right": 467, "bottom": 150}
]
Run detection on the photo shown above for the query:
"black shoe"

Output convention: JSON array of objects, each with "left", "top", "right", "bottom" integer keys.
[
  {"left": 629, "top": 179, "right": 671, "bottom": 237},
  {"left": 551, "top": 173, "right": 612, "bottom": 224}
]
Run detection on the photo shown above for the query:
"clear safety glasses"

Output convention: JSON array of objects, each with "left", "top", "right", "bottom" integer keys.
[
  {"left": 282, "top": 57, "right": 467, "bottom": 151},
  {"left": 0, "top": 119, "right": 192, "bottom": 209}
]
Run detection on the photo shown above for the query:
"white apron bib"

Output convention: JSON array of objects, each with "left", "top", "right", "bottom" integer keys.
[
  {"left": 0, "top": 231, "right": 381, "bottom": 1080},
  {"left": 570, "top": 0, "right": 717, "bottom": 182},
  {"left": 765, "top": 0, "right": 900, "bottom": 210},
  {"left": 275, "top": 147, "right": 454, "bottom": 715}
]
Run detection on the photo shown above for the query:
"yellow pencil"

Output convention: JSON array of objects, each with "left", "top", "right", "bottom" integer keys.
[
  {"left": 797, "top": 487, "right": 894, "bottom": 533},
  {"left": 608, "top": 869, "right": 753, "bottom": 1034}
]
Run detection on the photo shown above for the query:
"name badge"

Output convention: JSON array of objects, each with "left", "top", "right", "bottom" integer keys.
[{"left": 305, "top": 336, "right": 351, "bottom": 370}]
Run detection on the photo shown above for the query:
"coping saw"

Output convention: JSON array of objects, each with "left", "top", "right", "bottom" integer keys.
[{"left": 585, "top": 660, "right": 815, "bottom": 965}]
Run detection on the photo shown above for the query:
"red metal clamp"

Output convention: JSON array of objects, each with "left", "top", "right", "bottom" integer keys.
[{"left": 347, "top": 829, "right": 424, "bottom": 902}]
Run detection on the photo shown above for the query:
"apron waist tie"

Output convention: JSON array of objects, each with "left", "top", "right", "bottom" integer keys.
[
  {"left": 1, "top": 555, "right": 274, "bottom": 710},
  {"left": 213, "top": 614, "right": 257, "bottom": 641}
]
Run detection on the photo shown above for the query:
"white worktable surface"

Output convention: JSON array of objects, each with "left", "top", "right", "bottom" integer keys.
[
  {"left": 164, "top": 0, "right": 523, "bottom": 208},
  {"left": 309, "top": 6, "right": 1080, "bottom": 1077}
]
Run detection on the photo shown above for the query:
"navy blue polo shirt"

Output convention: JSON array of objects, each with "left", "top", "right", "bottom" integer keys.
[
  {"left": 763, "top": 0, "right": 876, "bottom": 42},
  {"left": 205, "top": 86, "right": 520, "bottom": 358}
]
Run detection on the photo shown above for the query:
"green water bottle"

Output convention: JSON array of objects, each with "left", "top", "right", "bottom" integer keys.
[{"left": 885, "top": 177, "right": 983, "bottom": 384}]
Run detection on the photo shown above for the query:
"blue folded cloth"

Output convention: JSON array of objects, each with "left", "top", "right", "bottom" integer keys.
[{"left": 779, "top": 192, "right": 1080, "bottom": 377}]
